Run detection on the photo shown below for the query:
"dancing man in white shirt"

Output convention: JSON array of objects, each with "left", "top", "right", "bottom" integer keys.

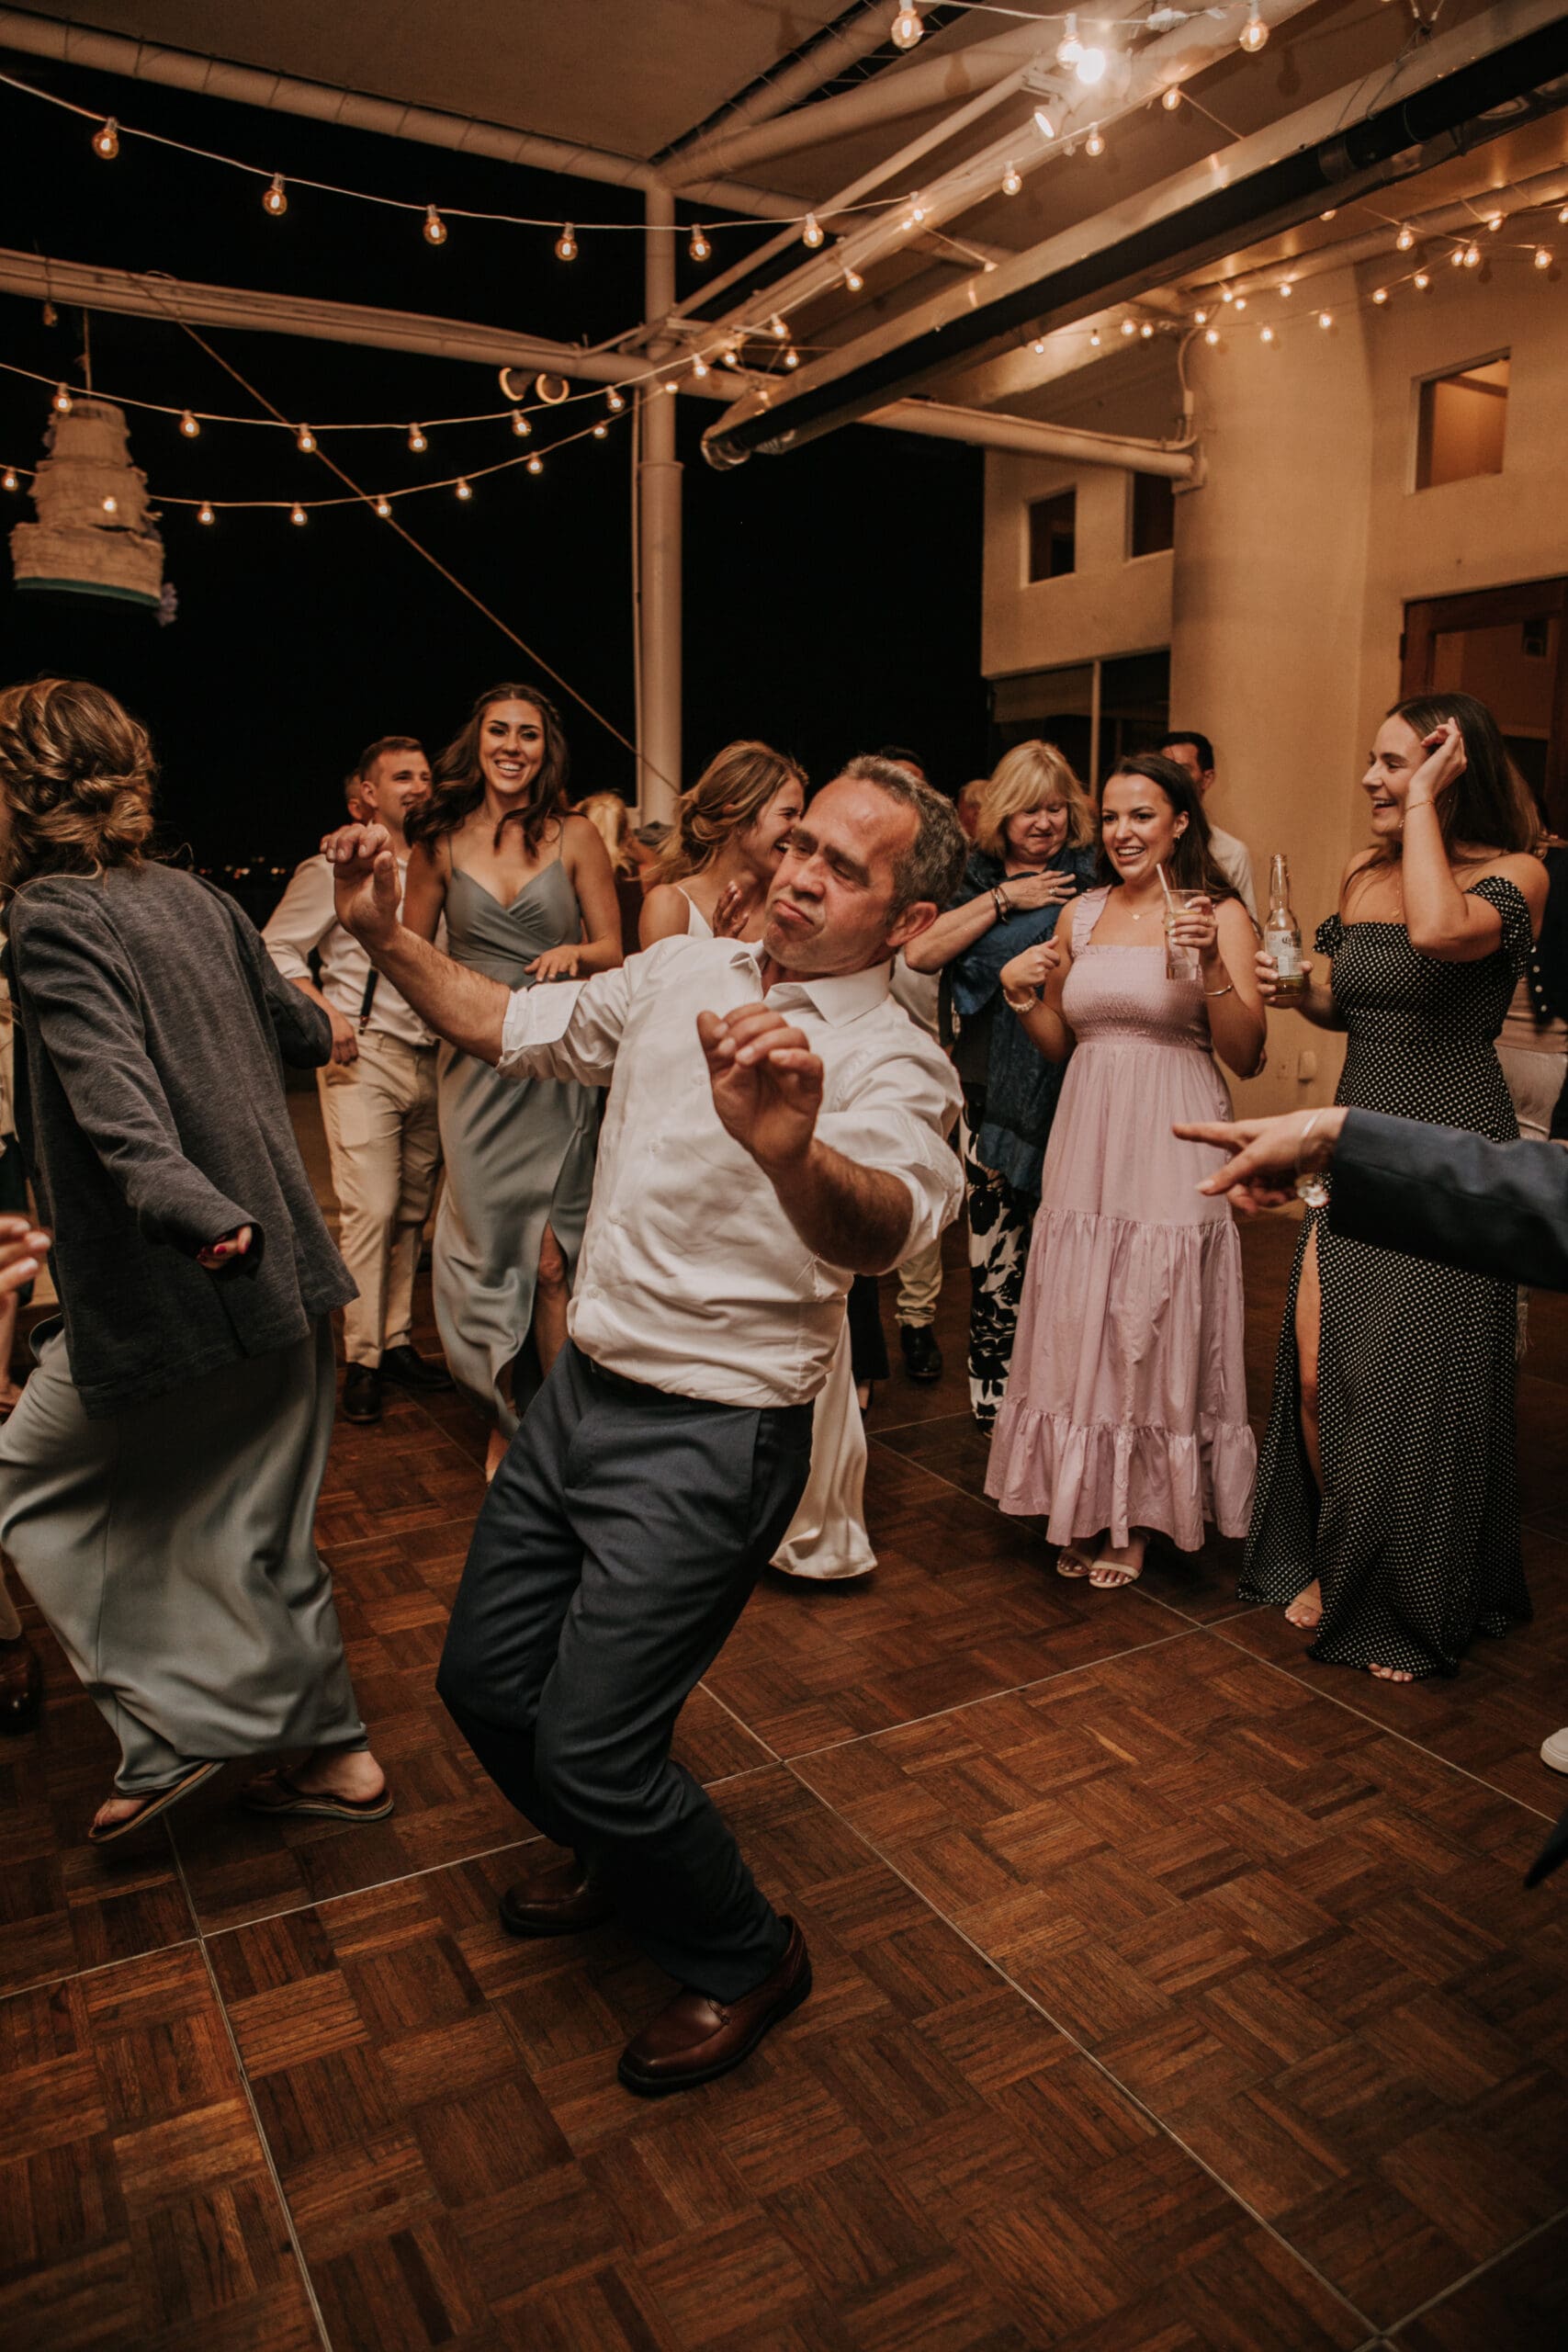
[
  {"left": 327, "top": 756, "right": 965, "bottom": 2094},
  {"left": 264, "top": 737, "right": 452, "bottom": 1423}
]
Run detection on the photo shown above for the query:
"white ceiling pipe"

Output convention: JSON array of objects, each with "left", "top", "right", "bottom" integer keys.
[
  {"left": 659, "top": 2, "right": 897, "bottom": 178},
  {"left": 940, "top": 301, "right": 1185, "bottom": 413},
  {"left": 661, "top": 20, "right": 1052, "bottom": 187},
  {"left": 706, "top": 0, "right": 1568, "bottom": 454},
  {"left": 0, "top": 4, "right": 800, "bottom": 219},
  {"left": 690, "top": 0, "right": 1319, "bottom": 349},
  {"left": 869, "top": 398, "right": 1194, "bottom": 477}
]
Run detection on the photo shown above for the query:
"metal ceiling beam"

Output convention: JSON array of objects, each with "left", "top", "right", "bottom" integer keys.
[
  {"left": 0, "top": 4, "right": 800, "bottom": 219},
  {"left": 704, "top": 0, "right": 1568, "bottom": 463},
  {"left": 657, "top": 2, "right": 894, "bottom": 181}
]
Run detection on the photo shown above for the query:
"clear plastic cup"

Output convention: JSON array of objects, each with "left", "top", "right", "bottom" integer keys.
[{"left": 1164, "top": 890, "right": 1204, "bottom": 983}]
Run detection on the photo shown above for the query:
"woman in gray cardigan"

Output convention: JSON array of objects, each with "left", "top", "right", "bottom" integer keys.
[{"left": 0, "top": 677, "right": 389, "bottom": 1844}]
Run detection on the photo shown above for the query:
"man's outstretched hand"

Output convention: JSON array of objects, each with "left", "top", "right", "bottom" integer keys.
[
  {"left": 697, "top": 1003, "right": 823, "bottom": 1177},
  {"left": 322, "top": 822, "right": 400, "bottom": 946}
]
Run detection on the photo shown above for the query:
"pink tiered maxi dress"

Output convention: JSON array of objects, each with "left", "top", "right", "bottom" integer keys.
[{"left": 986, "top": 887, "right": 1257, "bottom": 1553}]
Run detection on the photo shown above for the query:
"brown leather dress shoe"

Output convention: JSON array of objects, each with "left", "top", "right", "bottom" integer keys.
[
  {"left": 499, "top": 1868, "right": 615, "bottom": 1939},
  {"left": 617, "top": 1917, "right": 811, "bottom": 2097}
]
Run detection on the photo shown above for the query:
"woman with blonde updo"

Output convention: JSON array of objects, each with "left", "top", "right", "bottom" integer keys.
[
  {"left": 0, "top": 678, "right": 388, "bottom": 1844},
  {"left": 639, "top": 740, "right": 806, "bottom": 948}
]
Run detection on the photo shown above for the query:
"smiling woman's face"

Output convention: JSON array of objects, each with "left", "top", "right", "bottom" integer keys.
[
  {"left": 1100, "top": 773, "right": 1185, "bottom": 881},
  {"left": 479, "top": 699, "right": 546, "bottom": 798},
  {"left": 1361, "top": 715, "right": 1427, "bottom": 841}
]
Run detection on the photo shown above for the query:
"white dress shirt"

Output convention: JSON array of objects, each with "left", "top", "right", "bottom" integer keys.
[
  {"left": 1208, "top": 824, "right": 1258, "bottom": 926},
  {"left": 264, "top": 854, "right": 435, "bottom": 1049},
  {"left": 498, "top": 937, "right": 964, "bottom": 1407}
]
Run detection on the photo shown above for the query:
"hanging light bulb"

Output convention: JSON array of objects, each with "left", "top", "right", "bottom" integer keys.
[
  {"left": 101, "top": 494, "right": 118, "bottom": 514},
  {"left": 722, "top": 348, "right": 739, "bottom": 368},
  {"left": 843, "top": 265, "right": 864, "bottom": 291},
  {"left": 1140, "top": 322, "right": 1155, "bottom": 339},
  {"left": 1487, "top": 212, "right": 1505, "bottom": 232},
  {"left": 1371, "top": 287, "right": 1388, "bottom": 304},
  {"left": 289, "top": 503, "right": 307, "bottom": 526},
  {"left": 1318, "top": 310, "right": 1333, "bottom": 328},
  {"left": 592, "top": 422, "right": 608, "bottom": 438},
  {"left": 179, "top": 409, "right": 199, "bottom": 438},
  {"left": 555, "top": 221, "right": 578, "bottom": 262},
  {"left": 52, "top": 384, "right": 73, "bottom": 414},
  {"left": 1089, "top": 328, "right": 1101, "bottom": 347},
  {"left": 1162, "top": 85, "right": 1182, "bottom": 111},
  {"left": 1121, "top": 318, "right": 1137, "bottom": 337},
  {"left": 802, "top": 212, "right": 824, "bottom": 249},
  {"left": 296, "top": 424, "right": 316, "bottom": 454},
  {"left": 1395, "top": 224, "right": 1416, "bottom": 253},
  {"left": 908, "top": 197, "right": 927, "bottom": 227},
  {"left": 374, "top": 496, "right": 391, "bottom": 518},
  {"left": 1320, "top": 209, "right": 1337, "bottom": 222},
  {"left": 526, "top": 454, "right": 543, "bottom": 476},
  {"left": 1056, "top": 13, "right": 1083, "bottom": 68},
  {"left": 263, "top": 173, "right": 288, "bottom": 217},
  {"left": 1085, "top": 124, "right": 1105, "bottom": 158},
  {"left": 1076, "top": 44, "right": 1107, "bottom": 86},
  {"left": 689, "top": 223, "right": 711, "bottom": 263},
  {"left": 455, "top": 477, "right": 472, "bottom": 501},
  {"left": 2, "top": 469, "right": 17, "bottom": 492},
  {"left": 1032, "top": 336, "right": 1049, "bottom": 354},
  {"left": 692, "top": 353, "right": 709, "bottom": 378},
  {"left": 606, "top": 388, "right": 626, "bottom": 413},
  {"left": 1464, "top": 242, "right": 1481, "bottom": 267},
  {"left": 1559, "top": 205, "right": 1568, "bottom": 225},
  {"left": 1536, "top": 245, "right": 1554, "bottom": 269},
  {"left": 1002, "top": 164, "right": 1022, "bottom": 196},
  {"left": 662, "top": 374, "right": 682, "bottom": 392},
  {"left": 1415, "top": 269, "right": 1430, "bottom": 289},
  {"left": 1204, "top": 327, "right": 1220, "bottom": 345},
  {"left": 1450, "top": 245, "right": 1466, "bottom": 267},
  {"left": 423, "top": 204, "right": 447, "bottom": 246},
  {"left": 1279, "top": 280, "right": 1293, "bottom": 297},
  {"left": 511, "top": 411, "right": 532, "bottom": 437},
  {"left": 1260, "top": 326, "right": 1275, "bottom": 344},
  {"left": 784, "top": 345, "right": 800, "bottom": 368},
  {"left": 92, "top": 118, "right": 118, "bottom": 161},
  {"left": 1221, "top": 286, "right": 1234, "bottom": 304},
  {"left": 1239, "top": 4, "right": 1269, "bottom": 53},
  {"left": 197, "top": 501, "right": 214, "bottom": 524},
  {"left": 1233, "top": 295, "right": 1247, "bottom": 311},
  {"left": 890, "top": 4, "right": 923, "bottom": 51},
  {"left": 1032, "top": 107, "right": 1055, "bottom": 141},
  {"left": 768, "top": 314, "right": 788, "bottom": 340},
  {"left": 1193, "top": 309, "right": 1209, "bottom": 325},
  {"left": 408, "top": 424, "right": 428, "bottom": 452}
]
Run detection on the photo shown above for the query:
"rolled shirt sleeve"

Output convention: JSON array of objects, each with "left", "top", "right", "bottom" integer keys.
[
  {"left": 817, "top": 1034, "right": 963, "bottom": 1268},
  {"left": 498, "top": 962, "right": 631, "bottom": 1087}
]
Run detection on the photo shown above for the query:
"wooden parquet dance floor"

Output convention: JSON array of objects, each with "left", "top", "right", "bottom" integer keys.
[{"left": 4, "top": 1209, "right": 1568, "bottom": 2352}]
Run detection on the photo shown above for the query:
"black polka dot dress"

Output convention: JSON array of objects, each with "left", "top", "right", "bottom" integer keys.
[{"left": 1241, "top": 877, "right": 1532, "bottom": 1678}]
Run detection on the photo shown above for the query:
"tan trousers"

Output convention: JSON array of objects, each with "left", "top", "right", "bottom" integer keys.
[
  {"left": 896, "top": 1234, "right": 943, "bottom": 1329},
  {"left": 318, "top": 1032, "right": 442, "bottom": 1367}
]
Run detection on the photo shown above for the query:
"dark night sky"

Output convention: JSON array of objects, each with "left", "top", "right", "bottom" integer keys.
[{"left": 0, "top": 50, "right": 987, "bottom": 874}]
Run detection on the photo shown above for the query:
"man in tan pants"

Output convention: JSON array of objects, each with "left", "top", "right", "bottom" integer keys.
[{"left": 265, "top": 737, "right": 448, "bottom": 1423}]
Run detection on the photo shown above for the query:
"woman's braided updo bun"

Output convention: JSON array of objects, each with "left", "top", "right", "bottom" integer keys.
[{"left": 0, "top": 678, "right": 157, "bottom": 896}]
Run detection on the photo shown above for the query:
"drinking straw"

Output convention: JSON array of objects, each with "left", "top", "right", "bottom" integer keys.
[{"left": 1156, "top": 861, "right": 1178, "bottom": 914}]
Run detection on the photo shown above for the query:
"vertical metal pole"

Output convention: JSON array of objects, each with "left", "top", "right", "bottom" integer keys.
[{"left": 637, "top": 189, "right": 682, "bottom": 821}]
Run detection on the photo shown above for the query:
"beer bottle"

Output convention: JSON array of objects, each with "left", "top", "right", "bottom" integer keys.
[{"left": 1266, "top": 854, "right": 1306, "bottom": 1003}]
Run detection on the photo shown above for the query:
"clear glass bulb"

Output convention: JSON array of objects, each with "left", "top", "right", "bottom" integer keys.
[
  {"left": 263, "top": 174, "right": 288, "bottom": 216},
  {"left": 1318, "top": 310, "right": 1332, "bottom": 328},
  {"left": 1395, "top": 225, "right": 1415, "bottom": 252},
  {"left": 1121, "top": 319, "right": 1136, "bottom": 337},
  {"left": 1240, "top": 6, "right": 1269, "bottom": 52},
  {"left": 289, "top": 503, "right": 307, "bottom": 526},
  {"left": 408, "top": 424, "right": 427, "bottom": 452},
  {"left": 1464, "top": 243, "right": 1481, "bottom": 267},
  {"left": 512, "top": 411, "right": 531, "bottom": 436},
  {"left": 1032, "top": 107, "right": 1055, "bottom": 141},
  {"left": 689, "top": 226, "right": 711, "bottom": 262},
  {"left": 423, "top": 206, "right": 447, "bottom": 245},
  {"left": 844, "top": 266, "right": 863, "bottom": 291},
  {"left": 1279, "top": 280, "right": 1292, "bottom": 297},
  {"left": 555, "top": 223, "right": 577, "bottom": 262},
  {"left": 527, "top": 455, "right": 543, "bottom": 475},
  {"left": 2, "top": 469, "right": 17, "bottom": 492},
  {"left": 297, "top": 425, "right": 315, "bottom": 453},
  {"left": 1260, "top": 326, "right": 1274, "bottom": 344},
  {"left": 1372, "top": 287, "right": 1388, "bottom": 304},
  {"left": 1056, "top": 15, "right": 1082, "bottom": 67},
  {"left": 692, "top": 355, "right": 709, "bottom": 378},
  {"left": 101, "top": 494, "right": 118, "bottom": 513},
  {"left": 375, "top": 498, "right": 391, "bottom": 517},
  {"left": 784, "top": 346, "right": 800, "bottom": 368},
  {"left": 1193, "top": 309, "right": 1208, "bottom": 325},
  {"left": 891, "top": 6, "right": 922, "bottom": 51},
  {"left": 1162, "top": 85, "right": 1181, "bottom": 111},
  {"left": 197, "top": 501, "right": 214, "bottom": 524},
  {"left": 93, "top": 119, "right": 118, "bottom": 160},
  {"left": 1233, "top": 295, "right": 1247, "bottom": 311},
  {"left": 1536, "top": 246, "right": 1553, "bottom": 269},
  {"left": 179, "top": 410, "right": 199, "bottom": 437},
  {"left": 1089, "top": 329, "right": 1100, "bottom": 347},
  {"left": 1204, "top": 327, "right": 1220, "bottom": 345},
  {"left": 456, "top": 478, "right": 471, "bottom": 500},
  {"left": 802, "top": 213, "right": 824, "bottom": 249},
  {"left": 1415, "top": 271, "right": 1430, "bottom": 289},
  {"left": 1085, "top": 124, "right": 1105, "bottom": 157},
  {"left": 1002, "top": 164, "right": 1021, "bottom": 196},
  {"left": 53, "top": 385, "right": 72, "bottom": 413},
  {"left": 606, "top": 390, "right": 626, "bottom": 413},
  {"left": 592, "top": 423, "right": 608, "bottom": 438}
]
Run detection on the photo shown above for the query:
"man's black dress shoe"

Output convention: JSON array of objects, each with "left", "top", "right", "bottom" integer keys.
[
  {"left": 618, "top": 1918, "right": 812, "bottom": 2096},
  {"left": 342, "top": 1364, "right": 383, "bottom": 1423},
  {"left": 380, "top": 1344, "right": 453, "bottom": 1394},
  {"left": 898, "top": 1323, "right": 943, "bottom": 1383}
]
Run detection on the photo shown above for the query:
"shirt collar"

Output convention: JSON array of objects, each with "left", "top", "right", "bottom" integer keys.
[{"left": 736, "top": 939, "right": 895, "bottom": 1027}]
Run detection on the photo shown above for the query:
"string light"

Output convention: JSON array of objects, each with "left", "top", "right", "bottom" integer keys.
[
  {"left": 1221, "top": 286, "right": 1234, "bottom": 304},
  {"left": 605, "top": 389, "right": 626, "bottom": 413},
  {"left": 2, "top": 469, "right": 17, "bottom": 492},
  {"left": 296, "top": 424, "right": 316, "bottom": 453},
  {"left": 1233, "top": 295, "right": 1247, "bottom": 312},
  {"left": 179, "top": 408, "right": 199, "bottom": 437},
  {"left": 662, "top": 374, "right": 682, "bottom": 392},
  {"left": 1371, "top": 287, "right": 1388, "bottom": 304},
  {"left": 1318, "top": 310, "right": 1332, "bottom": 327},
  {"left": 784, "top": 346, "right": 800, "bottom": 368},
  {"left": 526, "top": 454, "right": 544, "bottom": 475},
  {"left": 1089, "top": 328, "right": 1101, "bottom": 347},
  {"left": 1056, "top": 14, "right": 1082, "bottom": 68},
  {"left": 408, "top": 424, "right": 427, "bottom": 452},
  {"left": 1121, "top": 318, "right": 1137, "bottom": 337},
  {"left": 1239, "top": 4, "right": 1269, "bottom": 52},
  {"left": 1259, "top": 325, "right": 1275, "bottom": 343},
  {"left": 101, "top": 494, "right": 118, "bottom": 513},
  {"left": 1487, "top": 211, "right": 1505, "bottom": 232},
  {"left": 1560, "top": 206, "right": 1568, "bottom": 225},
  {"left": 555, "top": 222, "right": 578, "bottom": 262},
  {"left": 1278, "top": 280, "right": 1293, "bottom": 297},
  {"left": 92, "top": 117, "right": 118, "bottom": 160},
  {"left": 1032, "top": 107, "right": 1055, "bottom": 141},
  {"left": 1537, "top": 245, "right": 1554, "bottom": 268},
  {"left": 289, "top": 502, "right": 307, "bottom": 526},
  {"left": 908, "top": 198, "right": 927, "bottom": 225},
  {"left": 843, "top": 265, "right": 864, "bottom": 291},
  {"left": 890, "top": 4, "right": 923, "bottom": 51},
  {"left": 374, "top": 496, "right": 391, "bottom": 517},
  {"left": 1204, "top": 327, "right": 1220, "bottom": 345},
  {"left": 455, "top": 477, "right": 472, "bottom": 500},
  {"left": 197, "top": 501, "right": 214, "bottom": 524},
  {"left": 1162, "top": 85, "right": 1182, "bottom": 111},
  {"left": 52, "top": 384, "right": 72, "bottom": 413},
  {"left": 722, "top": 348, "right": 739, "bottom": 367},
  {"left": 802, "top": 212, "right": 824, "bottom": 249},
  {"left": 1321, "top": 209, "right": 1337, "bottom": 222},
  {"left": 689, "top": 224, "right": 711, "bottom": 263},
  {"left": 1464, "top": 243, "right": 1482, "bottom": 267},
  {"left": 1001, "top": 164, "right": 1022, "bottom": 196},
  {"left": 1032, "top": 335, "right": 1049, "bottom": 353},
  {"left": 1396, "top": 224, "right": 1416, "bottom": 252},
  {"left": 511, "top": 410, "right": 531, "bottom": 436},
  {"left": 592, "top": 422, "right": 608, "bottom": 437},
  {"left": 768, "top": 314, "right": 788, "bottom": 340},
  {"left": 1085, "top": 124, "right": 1105, "bottom": 158},
  {"left": 1415, "top": 269, "right": 1430, "bottom": 289},
  {"left": 1140, "top": 322, "right": 1155, "bottom": 339},
  {"left": 423, "top": 204, "right": 447, "bottom": 245},
  {"left": 691, "top": 353, "right": 709, "bottom": 378},
  {"left": 263, "top": 173, "right": 287, "bottom": 217},
  {"left": 1450, "top": 245, "right": 1466, "bottom": 266},
  {"left": 1193, "top": 309, "right": 1208, "bottom": 325}
]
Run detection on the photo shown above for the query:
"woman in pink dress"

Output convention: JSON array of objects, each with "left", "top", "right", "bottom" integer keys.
[{"left": 986, "top": 754, "right": 1266, "bottom": 1588}]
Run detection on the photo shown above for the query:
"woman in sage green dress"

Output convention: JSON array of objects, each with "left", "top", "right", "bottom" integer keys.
[{"left": 404, "top": 684, "right": 621, "bottom": 1478}]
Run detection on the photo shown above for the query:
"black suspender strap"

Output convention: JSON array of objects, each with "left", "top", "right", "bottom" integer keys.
[{"left": 357, "top": 969, "right": 379, "bottom": 1032}]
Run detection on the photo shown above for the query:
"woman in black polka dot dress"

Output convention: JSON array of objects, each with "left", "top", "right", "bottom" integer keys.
[{"left": 1242, "top": 693, "right": 1546, "bottom": 1680}]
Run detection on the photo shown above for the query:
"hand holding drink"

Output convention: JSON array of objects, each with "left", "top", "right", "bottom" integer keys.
[{"left": 1264, "top": 853, "right": 1306, "bottom": 1002}]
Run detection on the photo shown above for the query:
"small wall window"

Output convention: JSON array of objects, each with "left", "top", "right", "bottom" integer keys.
[
  {"left": 1416, "top": 356, "right": 1508, "bottom": 490},
  {"left": 1027, "top": 490, "right": 1076, "bottom": 581},
  {"left": 1129, "top": 471, "right": 1175, "bottom": 558}
]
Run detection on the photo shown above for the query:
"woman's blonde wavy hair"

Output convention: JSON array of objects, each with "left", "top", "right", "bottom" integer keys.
[
  {"left": 654, "top": 740, "right": 807, "bottom": 885},
  {"left": 975, "top": 740, "right": 1094, "bottom": 860},
  {"left": 0, "top": 678, "right": 157, "bottom": 897}
]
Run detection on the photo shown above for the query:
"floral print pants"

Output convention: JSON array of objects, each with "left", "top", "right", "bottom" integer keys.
[{"left": 961, "top": 1115, "right": 1034, "bottom": 1429}]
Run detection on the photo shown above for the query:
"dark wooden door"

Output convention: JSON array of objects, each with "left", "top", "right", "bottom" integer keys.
[{"left": 1402, "top": 576, "right": 1568, "bottom": 831}]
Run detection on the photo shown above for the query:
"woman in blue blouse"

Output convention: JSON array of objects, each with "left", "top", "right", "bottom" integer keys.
[{"left": 904, "top": 743, "right": 1097, "bottom": 1424}]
